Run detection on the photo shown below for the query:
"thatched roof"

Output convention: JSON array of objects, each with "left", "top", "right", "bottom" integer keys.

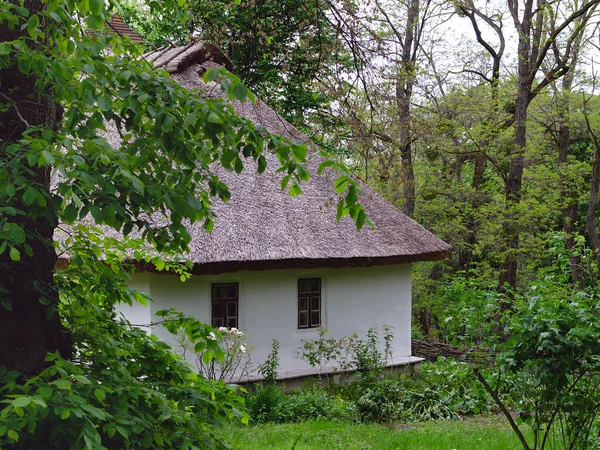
[
  {"left": 106, "top": 14, "right": 145, "bottom": 44},
  {"left": 145, "top": 43, "right": 450, "bottom": 273},
  {"left": 58, "top": 41, "right": 450, "bottom": 274}
]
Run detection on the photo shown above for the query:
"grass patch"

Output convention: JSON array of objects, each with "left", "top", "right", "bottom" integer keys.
[{"left": 225, "top": 416, "right": 526, "bottom": 449}]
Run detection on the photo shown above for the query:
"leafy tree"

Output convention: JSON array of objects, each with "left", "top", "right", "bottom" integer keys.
[
  {"left": 475, "top": 282, "right": 600, "bottom": 450},
  {"left": 456, "top": 0, "right": 600, "bottom": 289},
  {"left": 120, "top": 0, "right": 353, "bottom": 130},
  {"left": 0, "top": 0, "right": 365, "bottom": 446}
]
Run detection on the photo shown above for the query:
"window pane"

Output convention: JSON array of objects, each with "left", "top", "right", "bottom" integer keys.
[
  {"left": 310, "top": 296, "right": 320, "bottom": 311},
  {"left": 226, "top": 317, "right": 237, "bottom": 328},
  {"left": 213, "top": 302, "right": 224, "bottom": 317},
  {"left": 299, "top": 297, "right": 308, "bottom": 311},
  {"left": 226, "top": 301, "right": 237, "bottom": 317},
  {"left": 213, "top": 317, "right": 224, "bottom": 327},
  {"left": 311, "top": 279, "right": 320, "bottom": 293},
  {"left": 299, "top": 311, "right": 308, "bottom": 328},
  {"left": 311, "top": 310, "right": 320, "bottom": 327},
  {"left": 226, "top": 284, "right": 237, "bottom": 298},
  {"left": 299, "top": 280, "right": 310, "bottom": 293}
]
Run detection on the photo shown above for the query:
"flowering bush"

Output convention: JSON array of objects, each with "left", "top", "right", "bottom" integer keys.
[
  {"left": 198, "top": 326, "right": 253, "bottom": 382},
  {"left": 159, "top": 310, "right": 254, "bottom": 382}
]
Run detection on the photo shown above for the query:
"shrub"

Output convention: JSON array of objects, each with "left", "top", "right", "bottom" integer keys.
[
  {"left": 162, "top": 310, "right": 254, "bottom": 383},
  {"left": 276, "top": 387, "right": 358, "bottom": 423},
  {"left": 245, "top": 384, "right": 285, "bottom": 423},
  {"left": 476, "top": 284, "right": 600, "bottom": 450},
  {"left": 297, "top": 325, "right": 393, "bottom": 381},
  {"left": 355, "top": 376, "right": 459, "bottom": 423},
  {"left": 356, "top": 378, "right": 404, "bottom": 423},
  {"left": 408, "top": 358, "right": 492, "bottom": 416},
  {"left": 336, "top": 357, "right": 494, "bottom": 423},
  {"left": 258, "top": 339, "right": 280, "bottom": 384}
]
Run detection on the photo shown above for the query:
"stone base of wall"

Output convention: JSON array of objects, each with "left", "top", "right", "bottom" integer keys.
[{"left": 239, "top": 356, "right": 424, "bottom": 392}]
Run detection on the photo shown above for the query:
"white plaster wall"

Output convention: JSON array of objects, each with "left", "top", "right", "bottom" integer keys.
[
  {"left": 114, "top": 272, "right": 152, "bottom": 334},
  {"left": 119, "top": 265, "right": 413, "bottom": 378}
]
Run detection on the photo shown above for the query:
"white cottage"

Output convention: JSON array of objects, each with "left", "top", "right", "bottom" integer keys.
[{"left": 98, "top": 32, "right": 451, "bottom": 380}]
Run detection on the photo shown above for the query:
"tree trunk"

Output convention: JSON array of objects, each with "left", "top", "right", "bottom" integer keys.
[
  {"left": 557, "top": 92, "right": 585, "bottom": 289},
  {"left": 498, "top": 4, "right": 532, "bottom": 290},
  {"left": 458, "top": 151, "right": 487, "bottom": 273},
  {"left": 395, "top": 0, "right": 419, "bottom": 218},
  {"left": 0, "top": 0, "right": 72, "bottom": 375},
  {"left": 587, "top": 143, "right": 600, "bottom": 278}
]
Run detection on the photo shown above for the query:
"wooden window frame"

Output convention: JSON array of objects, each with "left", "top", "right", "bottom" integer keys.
[
  {"left": 298, "top": 278, "right": 321, "bottom": 329},
  {"left": 211, "top": 282, "right": 239, "bottom": 329}
]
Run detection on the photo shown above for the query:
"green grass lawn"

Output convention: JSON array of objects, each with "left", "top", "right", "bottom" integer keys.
[{"left": 225, "top": 416, "right": 527, "bottom": 450}]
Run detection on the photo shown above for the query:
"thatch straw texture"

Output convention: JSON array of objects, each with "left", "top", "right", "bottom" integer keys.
[
  {"left": 106, "top": 14, "right": 145, "bottom": 44},
  {"left": 146, "top": 43, "right": 450, "bottom": 272},
  {"left": 59, "top": 42, "right": 451, "bottom": 274}
]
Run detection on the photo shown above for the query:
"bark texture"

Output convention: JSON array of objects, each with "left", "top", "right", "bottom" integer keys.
[{"left": 0, "top": 0, "right": 72, "bottom": 375}]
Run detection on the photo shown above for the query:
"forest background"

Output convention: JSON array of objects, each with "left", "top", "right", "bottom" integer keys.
[{"left": 121, "top": 0, "right": 600, "bottom": 340}]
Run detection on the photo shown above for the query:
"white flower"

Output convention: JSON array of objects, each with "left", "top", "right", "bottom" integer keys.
[
  {"left": 230, "top": 327, "right": 238, "bottom": 333},
  {"left": 218, "top": 327, "right": 228, "bottom": 332},
  {"left": 208, "top": 332, "right": 216, "bottom": 340},
  {"left": 239, "top": 345, "right": 246, "bottom": 354}
]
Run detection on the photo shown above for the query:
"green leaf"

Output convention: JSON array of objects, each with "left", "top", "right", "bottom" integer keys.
[
  {"left": 38, "top": 387, "right": 53, "bottom": 398},
  {"left": 12, "top": 396, "right": 31, "bottom": 408},
  {"left": 116, "top": 425, "right": 129, "bottom": 440},
  {"left": 86, "top": 14, "right": 104, "bottom": 31},
  {"left": 90, "top": 206, "right": 103, "bottom": 224},
  {"left": 317, "top": 160, "right": 335, "bottom": 175},
  {"left": 9, "top": 247, "right": 20, "bottom": 262},
  {"left": 52, "top": 379, "right": 72, "bottom": 390},
  {"left": 356, "top": 209, "right": 366, "bottom": 230},
  {"left": 289, "top": 182, "right": 302, "bottom": 197},
  {"left": 63, "top": 203, "right": 79, "bottom": 223},
  {"left": 41, "top": 150, "right": 55, "bottom": 165},
  {"left": 95, "top": 388, "right": 106, "bottom": 402},
  {"left": 7, "top": 429, "right": 18, "bottom": 442},
  {"left": 18, "top": 57, "right": 30, "bottom": 75},
  {"left": 257, "top": 155, "right": 267, "bottom": 174},
  {"left": 202, "top": 351, "right": 213, "bottom": 365},
  {"left": 184, "top": 112, "right": 197, "bottom": 127},
  {"left": 334, "top": 176, "right": 349, "bottom": 194},
  {"left": 291, "top": 143, "right": 308, "bottom": 161},
  {"left": 336, "top": 199, "right": 345, "bottom": 221},
  {"left": 89, "top": 0, "right": 104, "bottom": 15},
  {"left": 234, "top": 157, "right": 244, "bottom": 174},
  {"left": 73, "top": 375, "right": 91, "bottom": 384},
  {"left": 346, "top": 185, "right": 357, "bottom": 205},
  {"left": 0, "top": 42, "right": 11, "bottom": 55},
  {"left": 161, "top": 115, "right": 174, "bottom": 132},
  {"left": 207, "top": 112, "right": 222, "bottom": 124},
  {"left": 232, "top": 82, "right": 248, "bottom": 102},
  {"left": 22, "top": 186, "right": 37, "bottom": 205},
  {"left": 203, "top": 68, "right": 219, "bottom": 83},
  {"left": 131, "top": 176, "right": 144, "bottom": 194},
  {"left": 27, "top": 15, "right": 40, "bottom": 39},
  {"left": 98, "top": 97, "right": 111, "bottom": 112}
]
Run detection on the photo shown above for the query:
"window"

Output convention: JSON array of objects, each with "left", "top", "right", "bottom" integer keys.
[
  {"left": 212, "top": 283, "right": 238, "bottom": 328},
  {"left": 298, "top": 278, "right": 321, "bottom": 328}
]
